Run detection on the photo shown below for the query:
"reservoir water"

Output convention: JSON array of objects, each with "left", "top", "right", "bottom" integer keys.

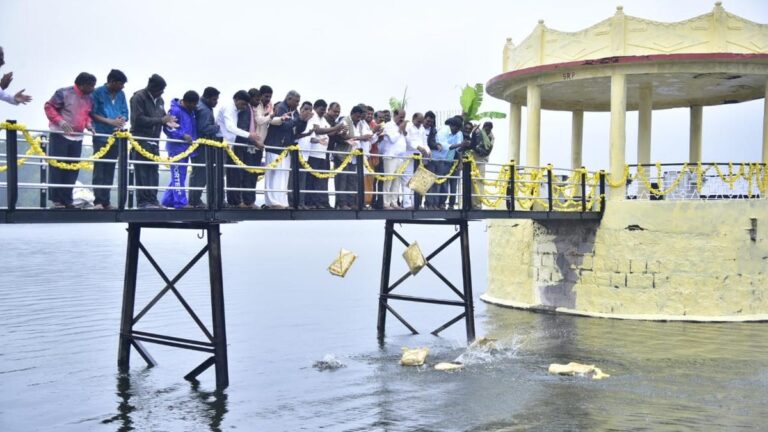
[{"left": 1, "top": 221, "right": 766, "bottom": 431}]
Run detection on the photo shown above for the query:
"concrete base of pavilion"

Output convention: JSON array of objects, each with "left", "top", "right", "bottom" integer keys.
[{"left": 481, "top": 199, "right": 768, "bottom": 321}]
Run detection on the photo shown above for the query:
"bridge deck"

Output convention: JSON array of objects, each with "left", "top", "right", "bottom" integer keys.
[{"left": 0, "top": 208, "right": 602, "bottom": 224}]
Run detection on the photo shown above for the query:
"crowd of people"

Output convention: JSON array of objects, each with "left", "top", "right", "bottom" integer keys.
[{"left": 3, "top": 56, "right": 496, "bottom": 210}]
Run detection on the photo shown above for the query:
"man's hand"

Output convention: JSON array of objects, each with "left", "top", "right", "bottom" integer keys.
[
  {"left": 359, "top": 134, "right": 373, "bottom": 141},
  {"left": 1, "top": 72, "right": 12, "bottom": 90},
  {"left": 436, "top": 144, "right": 443, "bottom": 151},
  {"left": 248, "top": 132, "right": 260, "bottom": 143},
  {"left": 162, "top": 115, "right": 178, "bottom": 126},
  {"left": 13, "top": 88, "right": 31, "bottom": 105},
  {"left": 112, "top": 116, "right": 127, "bottom": 129},
  {"left": 59, "top": 120, "right": 74, "bottom": 134},
  {"left": 183, "top": 134, "right": 193, "bottom": 143}
]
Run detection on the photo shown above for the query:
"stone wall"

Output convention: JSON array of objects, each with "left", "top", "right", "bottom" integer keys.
[{"left": 483, "top": 200, "right": 768, "bottom": 321}]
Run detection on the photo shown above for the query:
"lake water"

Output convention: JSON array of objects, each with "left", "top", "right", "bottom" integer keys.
[{"left": 1, "top": 221, "right": 766, "bottom": 431}]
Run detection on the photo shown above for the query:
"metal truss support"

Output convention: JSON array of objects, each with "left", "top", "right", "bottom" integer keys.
[
  {"left": 117, "top": 222, "right": 229, "bottom": 389},
  {"left": 377, "top": 219, "right": 475, "bottom": 344}
]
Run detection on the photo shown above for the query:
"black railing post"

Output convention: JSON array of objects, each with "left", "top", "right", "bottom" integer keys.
[
  {"left": 6, "top": 120, "right": 18, "bottom": 211},
  {"left": 599, "top": 170, "right": 606, "bottom": 213},
  {"left": 547, "top": 166, "right": 554, "bottom": 212},
  {"left": 412, "top": 153, "right": 421, "bottom": 211},
  {"left": 581, "top": 167, "right": 587, "bottom": 212},
  {"left": 205, "top": 145, "right": 215, "bottom": 210},
  {"left": 461, "top": 158, "right": 472, "bottom": 211},
  {"left": 117, "top": 131, "right": 128, "bottom": 210},
  {"left": 215, "top": 147, "right": 225, "bottom": 210},
  {"left": 507, "top": 160, "right": 515, "bottom": 211},
  {"left": 290, "top": 148, "right": 300, "bottom": 210},
  {"left": 39, "top": 137, "right": 48, "bottom": 208},
  {"left": 356, "top": 152, "right": 365, "bottom": 211}
]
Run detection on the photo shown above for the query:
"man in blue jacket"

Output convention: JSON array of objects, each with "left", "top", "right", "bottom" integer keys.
[{"left": 161, "top": 90, "right": 199, "bottom": 208}]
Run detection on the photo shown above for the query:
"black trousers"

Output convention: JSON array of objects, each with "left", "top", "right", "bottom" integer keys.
[
  {"left": 92, "top": 136, "right": 117, "bottom": 206},
  {"left": 48, "top": 134, "right": 82, "bottom": 205},
  {"left": 287, "top": 169, "right": 308, "bottom": 208},
  {"left": 334, "top": 156, "right": 358, "bottom": 208},
  {"left": 306, "top": 156, "right": 329, "bottom": 207},
  {"left": 188, "top": 147, "right": 207, "bottom": 207},
  {"left": 131, "top": 140, "right": 159, "bottom": 207},
  {"left": 372, "top": 157, "right": 385, "bottom": 209},
  {"left": 226, "top": 144, "right": 261, "bottom": 206}
]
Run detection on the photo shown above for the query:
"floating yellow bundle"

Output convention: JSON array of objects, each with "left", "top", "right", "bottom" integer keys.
[
  {"left": 548, "top": 362, "right": 610, "bottom": 380},
  {"left": 400, "top": 347, "right": 429, "bottom": 366},
  {"left": 408, "top": 164, "right": 438, "bottom": 196},
  {"left": 434, "top": 362, "right": 464, "bottom": 372},
  {"left": 328, "top": 249, "right": 357, "bottom": 277},
  {"left": 402, "top": 242, "right": 426, "bottom": 275},
  {"left": 469, "top": 336, "right": 498, "bottom": 350}
]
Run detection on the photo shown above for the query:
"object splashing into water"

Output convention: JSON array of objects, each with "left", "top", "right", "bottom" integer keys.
[{"left": 313, "top": 354, "right": 347, "bottom": 371}]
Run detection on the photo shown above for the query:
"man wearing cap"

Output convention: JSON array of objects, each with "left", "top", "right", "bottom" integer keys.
[{"left": 129, "top": 74, "right": 176, "bottom": 209}]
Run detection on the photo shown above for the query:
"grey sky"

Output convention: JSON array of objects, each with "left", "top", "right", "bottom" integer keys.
[{"left": 1, "top": 0, "right": 766, "bottom": 169}]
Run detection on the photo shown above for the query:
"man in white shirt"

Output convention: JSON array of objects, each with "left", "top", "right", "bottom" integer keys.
[
  {"left": 404, "top": 112, "right": 431, "bottom": 209},
  {"left": 0, "top": 47, "right": 32, "bottom": 106},
  {"left": 216, "top": 90, "right": 260, "bottom": 207},
  {"left": 379, "top": 109, "right": 409, "bottom": 209},
  {"left": 336, "top": 105, "right": 373, "bottom": 209},
  {"left": 302, "top": 99, "right": 344, "bottom": 209}
]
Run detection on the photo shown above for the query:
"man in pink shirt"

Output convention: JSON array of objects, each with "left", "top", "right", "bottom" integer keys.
[{"left": 43, "top": 72, "right": 96, "bottom": 208}]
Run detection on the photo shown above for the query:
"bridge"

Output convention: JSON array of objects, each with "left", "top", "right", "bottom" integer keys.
[{"left": 1, "top": 122, "right": 604, "bottom": 388}]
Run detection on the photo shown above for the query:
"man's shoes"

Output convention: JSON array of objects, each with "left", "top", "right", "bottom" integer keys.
[
  {"left": 138, "top": 203, "right": 163, "bottom": 209},
  {"left": 193, "top": 204, "right": 207, "bottom": 209}
]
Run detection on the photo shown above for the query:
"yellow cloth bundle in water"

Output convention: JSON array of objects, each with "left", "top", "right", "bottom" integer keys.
[
  {"left": 402, "top": 242, "right": 426, "bottom": 275},
  {"left": 434, "top": 362, "right": 464, "bottom": 372},
  {"left": 408, "top": 164, "right": 438, "bottom": 196},
  {"left": 328, "top": 249, "right": 357, "bottom": 277},
  {"left": 548, "top": 362, "right": 610, "bottom": 380},
  {"left": 400, "top": 347, "right": 429, "bottom": 366}
]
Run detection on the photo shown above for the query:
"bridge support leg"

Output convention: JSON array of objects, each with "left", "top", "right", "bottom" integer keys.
[
  {"left": 117, "top": 222, "right": 229, "bottom": 389},
  {"left": 377, "top": 219, "right": 476, "bottom": 344},
  {"left": 377, "top": 220, "right": 394, "bottom": 340}
]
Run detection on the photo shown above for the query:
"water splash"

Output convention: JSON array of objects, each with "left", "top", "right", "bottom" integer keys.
[
  {"left": 312, "top": 354, "right": 346, "bottom": 371},
  {"left": 453, "top": 336, "right": 521, "bottom": 366}
]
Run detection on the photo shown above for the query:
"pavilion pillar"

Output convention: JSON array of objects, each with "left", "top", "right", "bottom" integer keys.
[
  {"left": 571, "top": 110, "right": 583, "bottom": 169},
  {"left": 689, "top": 106, "right": 703, "bottom": 163},
  {"left": 526, "top": 84, "right": 541, "bottom": 167},
  {"left": 637, "top": 83, "right": 653, "bottom": 197},
  {"left": 609, "top": 73, "right": 627, "bottom": 201},
  {"left": 637, "top": 83, "right": 652, "bottom": 165},
  {"left": 509, "top": 103, "right": 522, "bottom": 164},
  {"left": 762, "top": 81, "right": 768, "bottom": 163}
]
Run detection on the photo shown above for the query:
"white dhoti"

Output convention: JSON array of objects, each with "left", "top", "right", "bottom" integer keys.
[{"left": 264, "top": 151, "right": 290, "bottom": 207}]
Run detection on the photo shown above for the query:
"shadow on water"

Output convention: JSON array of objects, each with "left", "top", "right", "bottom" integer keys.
[{"left": 101, "top": 372, "right": 228, "bottom": 432}]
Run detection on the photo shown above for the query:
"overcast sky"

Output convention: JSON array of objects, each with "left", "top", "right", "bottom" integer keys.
[{"left": 1, "top": 0, "right": 766, "bottom": 169}]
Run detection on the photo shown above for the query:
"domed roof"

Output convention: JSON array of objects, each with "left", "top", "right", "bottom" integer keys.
[{"left": 487, "top": 3, "right": 768, "bottom": 111}]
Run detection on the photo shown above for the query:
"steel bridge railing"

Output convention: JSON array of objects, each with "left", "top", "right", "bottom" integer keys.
[{"left": 0, "top": 121, "right": 606, "bottom": 213}]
